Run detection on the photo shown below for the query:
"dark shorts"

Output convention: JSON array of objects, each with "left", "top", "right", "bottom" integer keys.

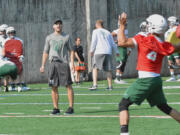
[
  {"left": 123, "top": 77, "right": 167, "bottom": 107},
  {"left": 48, "top": 61, "right": 72, "bottom": 87},
  {"left": 92, "top": 54, "right": 112, "bottom": 71},
  {"left": 168, "top": 52, "right": 180, "bottom": 61}
]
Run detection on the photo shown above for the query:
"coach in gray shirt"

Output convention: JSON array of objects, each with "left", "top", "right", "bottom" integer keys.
[{"left": 40, "top": 19, "right": 75, "bottom": 115}]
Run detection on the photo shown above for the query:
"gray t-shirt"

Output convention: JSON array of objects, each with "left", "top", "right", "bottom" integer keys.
[{"left": 44, "top": 32, "right": 73, "bottom": 63}]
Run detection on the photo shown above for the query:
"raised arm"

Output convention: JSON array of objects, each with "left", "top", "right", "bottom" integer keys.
[{"left": 117, "top": 13, "right": 135, "bottom": 48}]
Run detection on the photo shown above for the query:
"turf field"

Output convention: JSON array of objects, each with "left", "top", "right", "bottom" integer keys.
[{"left": 0, "top": 77, "right": 180, "bottom": 135}]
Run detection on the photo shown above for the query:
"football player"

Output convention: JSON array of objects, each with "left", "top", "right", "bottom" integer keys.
[
  {"left": 118, "top": 13, "right": 180, "bottom": 135},
  {"left": 164, "top": 16, "right": 180, "bottom": 81}
]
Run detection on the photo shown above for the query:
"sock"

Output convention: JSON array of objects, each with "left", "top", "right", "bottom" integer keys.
[
  {"left": 119, "top": 74, "right": 123, "bottom": 80},
  {"left": 170, "top": 72, "right": 175, "bottom": 78},
  {"left": 120, "top": 125, "right": 128, "bottom": 133},
  {"left": 116, "top": 73, "right": 122, "bottom": 81}
]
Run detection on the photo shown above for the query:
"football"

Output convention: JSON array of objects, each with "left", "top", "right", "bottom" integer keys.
[{"left": 176, "top": 24, "right": 180, "bottom": 38}]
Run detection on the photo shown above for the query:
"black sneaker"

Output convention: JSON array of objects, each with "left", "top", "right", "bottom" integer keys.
[
  {"left": 106, "top": 86, "right": 113, "bottom": 91},
  {"left": 64, "top": 107, "right": 74, "bottom": 115},
  {"left": 89, "top": 85, "right": 97, "bottom": 91},
  {"left": 50, "top": 108, "right": 60, "bottom": 115}
]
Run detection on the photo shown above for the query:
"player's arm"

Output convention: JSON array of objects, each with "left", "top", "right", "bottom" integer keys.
[
  {"left": 70, "top": 50, "right": 75, "bottom": 73},
  {"left": 40, "top": 52, "right": 48, "bottom": 73},
  {"left": 75, "top": 52, "right": 81, "bottom": 62},
  {"left": 112, "top": 32, "right": 117, "bottom": 43},
  {"left": 117, "top": 13, "right": 135, "bottom": 48},
  {"left": 2, "top": 47, "right": 5, "bottom": 57},
  {"left": 40, "top": 37, "right": 49, "bottom": 73}
]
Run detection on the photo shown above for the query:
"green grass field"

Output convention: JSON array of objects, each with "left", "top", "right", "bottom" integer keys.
[{"left": 0, "top": 77, "right": 180, "bottom": 135}]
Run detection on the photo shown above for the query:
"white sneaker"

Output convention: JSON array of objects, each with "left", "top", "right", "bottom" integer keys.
[
  {"left": 166, "top": 77, "right": 176, "bottom": 82},
  {"left": 121, "top": 133, "right": 129, "bottom": 135},
  {"left": 17, "top": 86, "right": 22, "bottom": 92},
  {"left": 114, "top": 79, "right": 128, "bottom": 84},
  {"left": 22, "top": 86, "right": 30, "bottom": 91},
  {"left": 9, "top": 86, "right": 16, "bottom": 91},
  {"left": 89, "top": 85, "right": 97, "bottom": 91},
  {"left": 176, "top": 78, "right": 180, "bottom": 82}
]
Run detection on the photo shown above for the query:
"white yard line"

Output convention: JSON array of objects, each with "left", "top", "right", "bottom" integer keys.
[
  {"left": 0, "top": 102, "right": 180, "bottom": 105},
  {"left": 0, "top": 115, "right": 171, "bottom": 119},
  {"left": 27, "top": 85, "right": 180, "bottom": 90},
  {"left": 1, "top": 92, "right": 180, "bottom": 97},
  {"left": 4, "top": 113, "right": 24, "bottom": 115}
]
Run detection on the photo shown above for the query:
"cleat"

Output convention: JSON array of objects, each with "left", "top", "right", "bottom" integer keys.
[
  {"left": 89, "top": 85, "right": 97, "bottom": 91},
  {"left": 22, "top": 86, "right": 30, "bottom": 91},
  {"left": 106, "top": 86, "right": 113, "bottom": 91},
  {"left": 64, "top": 107, "right": 74, "bottom": 115},
  {"left": 22, "top": 83, "right": 30, "bottom": 91},
  {"left": 17, "top": 86, "right": 22, "bottom": 92},
  {"left": 114, "top": 79, "right": 128, "bottom": 84},
  {"left": 50, "top": 108, "right": 60, "bottom": 115},
  {"left": 166, "top": 77, "right": 176, "bottom": 82},
  {"left": 9, "top": 85, "right": 16, "bottom": 91}
]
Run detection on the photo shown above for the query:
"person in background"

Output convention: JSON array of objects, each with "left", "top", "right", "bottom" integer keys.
[
  {"left": 4, "top": 26, "right": 30, "bottom": 92},
  {"left": 73, "top": 37, "right": 84, "bottom": 85},
  {"left": 40, "top": 19, "right": 75, "bottom": 115},
  {"left": 89, "top": 19, "right": 119, "bottom": 91},
  {"left": 0, "top": 24, "right": 9, "bottom": 92},
  {"left": 137, "top": 21, "right": 148, "bottom": 37},
  {"left": 112, "top": 22, "right": 131, "bottom": 84},
  {"left": 164, "top": 16, "right": 180, "bottom": 82}
]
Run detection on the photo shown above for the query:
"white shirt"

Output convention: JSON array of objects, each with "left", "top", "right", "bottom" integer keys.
[
  {"left": 90, "top": 28, "right": 119, "bottom": 55},
  {"left": 112, "top": 28, "right": 132, "bottom": 52},
  {"left": 113, "top": 28, "right": 128, "bottom": 40}
]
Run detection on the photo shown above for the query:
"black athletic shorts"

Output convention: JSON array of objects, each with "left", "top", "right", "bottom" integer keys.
[{"left": 48, "top": 61, "right": 72, "bottom": 87}]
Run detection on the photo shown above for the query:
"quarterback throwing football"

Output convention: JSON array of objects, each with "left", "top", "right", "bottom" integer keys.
[{"left": 118, "top": 13, "right": 180, "bottom": 135}]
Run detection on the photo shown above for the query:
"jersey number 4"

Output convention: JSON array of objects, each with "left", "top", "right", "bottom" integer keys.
[{"left": 147, "top": 51, "right": 157, "bottom": 61}]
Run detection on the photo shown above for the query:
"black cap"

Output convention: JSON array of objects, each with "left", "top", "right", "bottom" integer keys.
[{"left": 54, "top": 19, "right": 63, "bottom": 25}]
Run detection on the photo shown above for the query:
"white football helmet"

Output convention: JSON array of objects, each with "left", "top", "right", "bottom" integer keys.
[
  {"left": 139, "top": 21, "right": 148, "bottom": 32},
  {"left": 0, "top": 24, "right": 8, "bottom": 32},
  {"left": 6, "top": 26, "right": 16, "bottom": 34},
  {"left": 146, "top": 14, "right": 168, "bottom": 34},
  {"left": 168, "top": 16, "right": 179, "bottom": 27}
]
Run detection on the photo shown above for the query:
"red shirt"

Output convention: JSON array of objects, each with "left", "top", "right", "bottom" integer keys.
[{"left": 134, "top": 34, "right": 175, "bottom": 74}]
